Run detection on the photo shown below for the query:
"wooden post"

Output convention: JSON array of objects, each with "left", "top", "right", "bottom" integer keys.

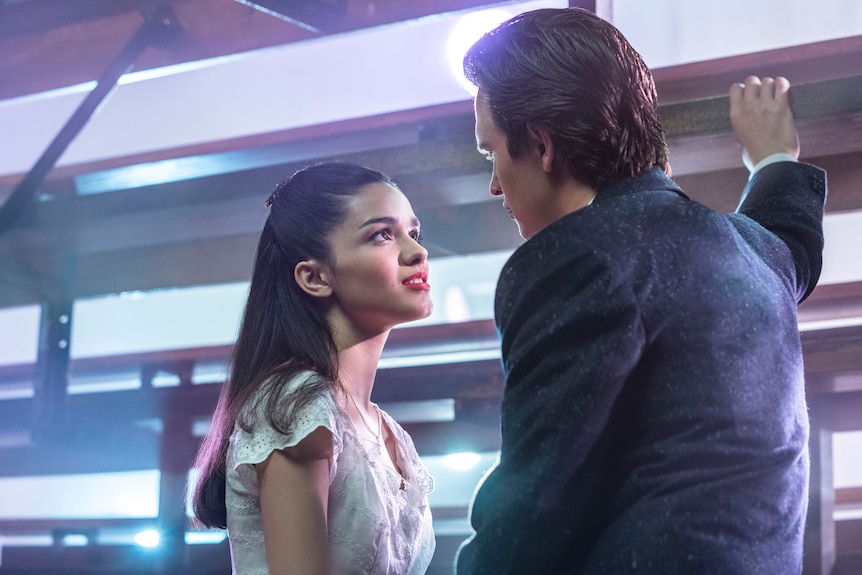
[{"left": 804, "top": 399, "right": 836, "bottom": 575}]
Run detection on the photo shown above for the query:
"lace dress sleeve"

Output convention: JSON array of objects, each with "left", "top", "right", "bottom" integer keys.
[{"left": 229, "top": 372, "right": 344, "bottom": 492}]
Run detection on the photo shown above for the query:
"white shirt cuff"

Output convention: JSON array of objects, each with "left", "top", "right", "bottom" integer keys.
[{"left": 749, "top": 152, "right": 798, "bottom": 179}]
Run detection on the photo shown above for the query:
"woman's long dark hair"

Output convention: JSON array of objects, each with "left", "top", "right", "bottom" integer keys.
[{"left": 190, "top": 162, "right": 397, "bottom": 528}]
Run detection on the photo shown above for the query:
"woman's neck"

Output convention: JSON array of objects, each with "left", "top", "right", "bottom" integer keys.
[{"left": 334, "top": 329, "right": 390, "bottom": 405}]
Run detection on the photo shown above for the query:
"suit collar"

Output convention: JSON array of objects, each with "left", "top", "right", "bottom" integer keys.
[{"left": 595, "top": 166, "right": 688, "bottom": 202}]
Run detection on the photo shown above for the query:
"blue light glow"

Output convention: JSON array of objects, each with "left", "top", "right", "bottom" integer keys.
[
  {"left": 442, "top": 452, "right": 482, "bottom": 470},
  {"left": 133, "top": 529, "right": 160, "bottom": 548}
]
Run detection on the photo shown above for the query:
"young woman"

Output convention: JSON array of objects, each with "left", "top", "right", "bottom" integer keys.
[{"left": 190, "top": 162, "right": 436, "bottom": 574}]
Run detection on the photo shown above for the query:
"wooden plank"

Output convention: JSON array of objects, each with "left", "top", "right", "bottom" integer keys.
[
  {"left": 653, "top": 35, "right": 862, "bottom": 105},
  {"left": 661, "top": 75, "right": 862, "bottom": 137},
  {"left": 801, "top": 281, "right": 862, "bottom": 322},
  {"left": 805, "top": 416, "right": 836, "bottom": 575},
  {"left": 803, "top": 325, "right": 862, "bottom": 378},
  {"left": 0, "top": 0, "right": 504, "bottom": 101}
]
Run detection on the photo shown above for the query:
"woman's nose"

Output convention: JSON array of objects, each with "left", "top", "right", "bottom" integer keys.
[{"left": 402, "top": 237, "right": 427, "bottom": 266}]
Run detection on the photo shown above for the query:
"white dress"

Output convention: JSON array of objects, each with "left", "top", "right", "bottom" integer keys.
[{"left": 225, "top": 372, "right": 436, "bottom": 575}]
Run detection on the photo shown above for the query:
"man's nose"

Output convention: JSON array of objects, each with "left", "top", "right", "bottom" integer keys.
[{"left": 489, "top": 174, "right": 502, "bottom": 196}]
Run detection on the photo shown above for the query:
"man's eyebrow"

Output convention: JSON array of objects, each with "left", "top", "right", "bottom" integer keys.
[{"left": 359, "top": 216, "right": 421, "bottom": 229}]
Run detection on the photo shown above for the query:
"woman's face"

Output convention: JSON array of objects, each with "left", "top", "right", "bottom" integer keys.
[{"left": 321, "top": 182, "right": 432, "bottom": 335}]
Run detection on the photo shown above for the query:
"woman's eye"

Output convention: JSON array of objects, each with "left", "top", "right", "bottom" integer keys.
[
  {"left": 410, "top": 230, "right": 424, "bottom": 243},
  {"left": 370, "top": 230, "right": 392, "bottom": 243}
]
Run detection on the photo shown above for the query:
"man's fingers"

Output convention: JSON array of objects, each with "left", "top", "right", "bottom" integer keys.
[
  {"left": 774, "top": 76, "right": 791, "bottom": 104},
  {"left": 743, "top": 75, "right": 762, "bottom": 100},
  {"left": 733, "top": 76, "right": 793, "bottom": 108},
  {"left": 739, "top": 76, "right": 790, "bottom": 103},
  {"left": 728, "top": 74, "right": 799, "bottom": 167},
  {"left": 760, "top": 77, "right": 776, "bottom": 99},
  {"left": 729, "top": 81, "right": 745, "bottom": 103}
]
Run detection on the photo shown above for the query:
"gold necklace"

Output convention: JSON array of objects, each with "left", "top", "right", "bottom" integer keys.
[{"left": 346, "top": 390, "right": 383, "bottom": 451}]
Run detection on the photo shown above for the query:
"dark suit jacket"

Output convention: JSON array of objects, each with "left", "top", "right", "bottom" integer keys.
[{"left": 456, "top": 164, "right": 827, "bottom": 574}]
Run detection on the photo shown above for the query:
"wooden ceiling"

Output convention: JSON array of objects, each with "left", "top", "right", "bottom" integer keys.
[
  {"left": 0, "top": 1, "right": 860, "bottom": 309},
  {"left": 0, "top": 0, "right": 509, "bottom": 101}
]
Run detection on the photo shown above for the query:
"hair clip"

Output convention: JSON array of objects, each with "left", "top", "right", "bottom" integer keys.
[
  {"left": 266, "top": 178, "right": 292, "bottom": 208},
  {"left": 264, "top": 188, "right": 281, "bottom": 208}
]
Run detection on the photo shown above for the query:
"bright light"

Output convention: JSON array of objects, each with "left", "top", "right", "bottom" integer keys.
[
  {"left": 444, "top": 285, "right": 471, "bottom": 322},
  {"left": 447, "top": 9, "right": 514, "bottom": 95},
  {"left": 442, "top": 452, "right": 482, "bottom": 470},
  {"left": 798, "top": 315, "right": 862, "bottom": 332},
  {"left": 61, "top": 533, "right": 89, "bottom": 546},
  {"left": 185, "top": 530, "right": 227, "bottom": 545},
  {"left": 133, "top": 529, "right": 160, "bottom": 548}
]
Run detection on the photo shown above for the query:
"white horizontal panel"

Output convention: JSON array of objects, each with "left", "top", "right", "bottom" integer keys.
[
  {"left": 0, "top": 305, "right": 40, "bottom": 366},
  {"left": 0, "top": 470, "right": 159, "bottom": 519},
  {"left": 614, "top": 0, "right": 862, "bottom": 69},
  {"left": 821, "top": 209, "right": 862, "bottom": 285},
  {"left": 0, "top": 0, "right": 562, "bottom": 178}
]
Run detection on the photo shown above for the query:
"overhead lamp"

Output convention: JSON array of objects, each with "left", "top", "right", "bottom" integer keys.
[{"left": 447, "top": 8, "right": 516, "bottom": 96}]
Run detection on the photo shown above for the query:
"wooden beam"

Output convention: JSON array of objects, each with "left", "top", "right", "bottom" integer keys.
[
  {"left": 0, "top": 425, "right": 160, "bottom": 477},
  {"left": 806, "top": 402, "right": 837, "bottom": 575},
  {"left": 0, "top": 6, "right": 181, "bottom": 234},
  {"left": 0, "top": 317, "right": 860, "bottom": 477},
  {"left": 653, "top": 35, "right": 862, "bottom": 105},
  {"left": 803, "top": 325, "right": 862, "bottom": 379},
  {"left": 661, "top": 75, "right": 862, "bottom": 137}
]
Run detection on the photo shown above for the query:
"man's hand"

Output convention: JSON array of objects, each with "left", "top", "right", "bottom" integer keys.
[{"left": 729, "top": 76, "right": 800, "bottom": 172}]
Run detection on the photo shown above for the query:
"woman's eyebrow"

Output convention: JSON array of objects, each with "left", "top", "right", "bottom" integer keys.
[
  {"left": 359, "top": 216, "right": 420, "bottom": 229},
  {"left": 359, "top": 216, "right": 396, "bottom": 229}
]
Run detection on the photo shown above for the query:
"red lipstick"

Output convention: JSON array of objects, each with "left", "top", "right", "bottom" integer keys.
[{"left": 402, "top": 272, "right": 430, "bottom": 290}]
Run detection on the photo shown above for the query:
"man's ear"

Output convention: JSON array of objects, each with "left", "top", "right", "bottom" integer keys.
[
  {"left": 536, "top": 129, "right": 555, "bottom": 173},
  {"left": 294, "top": 260, "right": 332, "bottom": 298},
  {"left": 528, "top": 125, "right": 556, "bottom": 173}
]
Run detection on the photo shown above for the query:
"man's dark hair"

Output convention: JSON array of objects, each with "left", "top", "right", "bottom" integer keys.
[{"left": 464, "top": 7, "right": 669, "bottom": 191}]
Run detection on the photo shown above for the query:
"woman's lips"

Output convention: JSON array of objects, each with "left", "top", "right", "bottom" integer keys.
[{"left": 402, "top": 272, "right": 430, "bottom": 290}]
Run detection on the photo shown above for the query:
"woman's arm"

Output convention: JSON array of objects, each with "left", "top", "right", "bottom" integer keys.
[{"left": 256, "top": 426, "right": 332, "bottom": 575}]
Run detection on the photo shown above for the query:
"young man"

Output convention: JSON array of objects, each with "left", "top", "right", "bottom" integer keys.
[{"left": 456, "top": 8, "right": 826, "bottom": 574}]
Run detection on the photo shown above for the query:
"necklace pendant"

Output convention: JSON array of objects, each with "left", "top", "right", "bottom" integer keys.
[{"left": 345, "top": 391, "right": 385, "bottom": 453}]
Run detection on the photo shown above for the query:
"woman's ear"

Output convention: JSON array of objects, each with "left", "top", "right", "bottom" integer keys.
[{"left": 294, "top": 260, "right": 332, "bottom": 298}]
